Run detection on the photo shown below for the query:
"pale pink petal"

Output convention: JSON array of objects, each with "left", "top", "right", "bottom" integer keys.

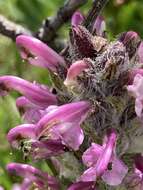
[{"left": 102, "top": 156, "right": 128, "bottom": 186}]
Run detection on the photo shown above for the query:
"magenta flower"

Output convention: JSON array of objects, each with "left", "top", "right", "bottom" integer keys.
[
  {"left": 0, "top": 75, "right": 57, "bottom": 108},
  {"left": 127, "top": 74, "right": 143, "bottom": 118},
  {"left": 7, "top": 163, "right": 60, "bottom": 190},
  {"left": 93, "top": 16, "right": 106, "bottom": 36},
  {"left": 71, "top": 11, "right": 84, "bottom": 27},
  {"left": 7, "top": 123, "right": 66, "bottom": 159},
  {"left": 7, "top": 101, "right": 90, "bottom": 158},
  {"left": 64, "top": 60, "right": 89, "bottom": 87},
  {"left": 16, "top": 35, "right": 65, "bottom": 72},
  {"left": 80, "top": 130, "right": 128, "bottom": 186},
  {"left": 36, "top": 101, "right": 90, "bottom": 150}
]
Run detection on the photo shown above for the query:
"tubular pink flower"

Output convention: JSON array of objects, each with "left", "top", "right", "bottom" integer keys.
[
  {"left": 64, "top": 60, "right": 89, "bottom": 86},
  {"left": 80, "top": 130, "right": 128, "bottom": 186},
  {"left": 71, "top": 11, "right": 84, "bottom": 27},
  {"left": 7, "top": 163, "right": 59, "bottom": 190},
  {"left": 0, "top": 75, "right": 57, "bottom": 108},
  {"left": 95, "top": 130, "right": 117, "bottom": 176},
  {"left": 93, "top": 16, "right": 106, "bottom": 36},
  {"left": 7, "top": 101, "right": 89, "bottom": 157},
  {"left": 7, "top": 124, "right": 66, "bottom": 159},
  {"left": 127, "top": 74, "right": 143, "bottom": 117},
  {"left": 7, "top": 124, "right": 36, "bottom": 148},
  {"left": 36, "top": 101, "right": 90, "bottom": 150},
  {"left": 16, "top": 35, "right": 65, "bottom": 72}
]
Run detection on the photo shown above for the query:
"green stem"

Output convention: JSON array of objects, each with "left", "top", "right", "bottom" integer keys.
[{"left": 46, "top": 159, "right": 58, "bottom": 176}]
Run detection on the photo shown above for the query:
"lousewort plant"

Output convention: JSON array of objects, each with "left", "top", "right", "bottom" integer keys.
[{"left": 1, "top": 1, "right": 143, "bottom": 190}]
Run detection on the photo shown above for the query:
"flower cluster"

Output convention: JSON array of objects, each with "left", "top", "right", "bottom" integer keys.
[{"left": 1, "top": 11, "right": 143, "bottom": 190}]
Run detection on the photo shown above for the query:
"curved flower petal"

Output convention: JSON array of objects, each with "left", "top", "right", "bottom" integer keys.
[
  {"left": 80, "top": 167, "right": 97, "bottom": 182},
  {"left": 0, "top": 75, "right": 57, "bottom": 108},
  {"left": 102, "top": 156, "right": 128, "bottom": 186},
  {"left": 16, "top": 35, "right": 65, "bottom": 72},
  {"left": 95, "top": 130, "right": 117, "bottom": 177},
  {"left": 7, "top": 124, "right": 36, "bottom": 148},
  {"left": 71, "top": 11, "right": 84, "bottom": 27},
  {"left": 64, "top": 60, "right": 89, "bottom": 87},
  {"left": 93, "top": 16, "right": 106, "bottom": 36},
  {"left": 82, "top": 143, "right": 103, "bottom": 167},
  {"left": 36, "top": 101, "right": 90, "bottom": 150},
  {"left": 36, "top": 101, "right": 90, "bottom": 137},
  {"left": 51, "top": 123, "right": 84, "bottom": 150}
]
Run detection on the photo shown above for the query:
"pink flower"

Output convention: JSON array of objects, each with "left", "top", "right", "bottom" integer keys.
[
  {"left": 7, "top": 163, "right": 59, "bottom": 190},
  {"left": 64, "top": 60, "right": 89, "bottom": 87},
  {"left": 80, "top": 130, "right": 128, "bottom": 186},
  {"left": 36, "top": 101, "right": 90, "bottom": 151},
  {"left": 7, "top": 101, "right": 90, "bottom": 159},
  {"left": 0, "top": 75, "right": 57, "bottom": 108},
  {"left": 71, "top": 11, "right": 84, "bottom": 27},
  {"left": 16, "top": 35, "right": 65, "bottom": 72},
  {"left": 93, "top": 16, "right": 106, "bottom": 36}
]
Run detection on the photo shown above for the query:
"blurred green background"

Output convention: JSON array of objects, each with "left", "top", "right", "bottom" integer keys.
[{"left": 0, "top": 0, "right": 143, "bottom": 189}]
